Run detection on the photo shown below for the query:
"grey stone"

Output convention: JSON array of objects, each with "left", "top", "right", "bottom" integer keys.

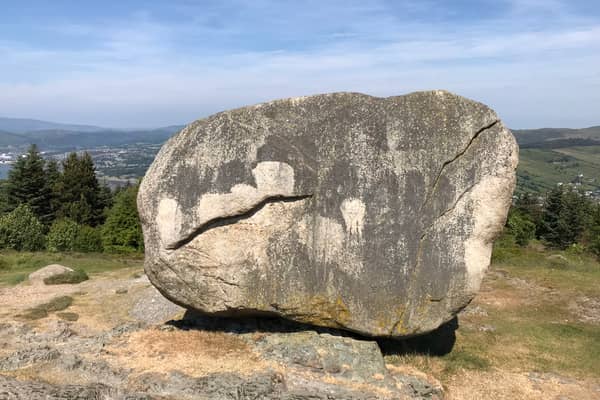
[
  {"left": 138, "top": 90, "right": 518, "bottom": 337},
  {"left": 254, "top": 331, "right": 388, "bottom": 382},
  {"left": 28, "top": 264, "right": 74, "bottom": 285},
  {"left": 0, "top": 375, "right": 156, "bottom": 400},
  {"left": 130, "top": 285, "right": 185, "bottom": 324}
]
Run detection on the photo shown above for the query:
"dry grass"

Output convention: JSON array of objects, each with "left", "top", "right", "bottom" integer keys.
[
  {"left": 446, "top": 370, "right": 600, "bottom": 400},
  {"left": 104, "top": 328, "right": 268, "bottom": 377}
]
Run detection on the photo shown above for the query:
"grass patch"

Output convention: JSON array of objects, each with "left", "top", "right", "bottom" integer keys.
[
  {"left": 19, "top": 295, "right": 74, "bottom": 320},
  {"left": 6, "top": 273, "right": 26, "bottom": 285},
  {"left": 386, "top": 243, "right": 600, "bottom": 383},
  {"left": 491, "top": 241, "right": 600, "bottom": 296},
  {"left": 43, "top": 269, "right": 89, "bottom": 285},
  {"left": 56, "top": 312, "right": 79, "bottom": 321},
  {"left": 0, "top": 251, "right": 143, "bottom": 286},
  {"left": 441, "top": 349, "right": 490, "bottom": 375}
]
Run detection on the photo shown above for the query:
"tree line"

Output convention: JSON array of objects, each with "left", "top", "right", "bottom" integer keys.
[
  {"left": 505, "top": 185, "right": 600, "bottom": 256},
  {"left": 0, "top": 145, "right": 143, "bottom": 253}
]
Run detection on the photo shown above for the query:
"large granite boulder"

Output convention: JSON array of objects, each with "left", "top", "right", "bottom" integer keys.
[{"left": 138, "top": 91, "right": 518, "bottom": 338}]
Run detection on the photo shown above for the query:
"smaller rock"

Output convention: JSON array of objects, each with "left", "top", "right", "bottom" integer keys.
[
  {"left": 478, "top": 325, "right": 496, "bottom": 332},
  {"left": 130, "top": 286, "right": 185, "bottom": 325},
  {"left": 116, "top": 288, "right": 128, "bottom": 294},
  {"left": 28, "top": 264, "right": 73, "bottom": 285},
  {"left": 459, "top": 305, "right": 489, "bottom": 317},
  {"left": 546, "top": 254, "right": 570, "bottom": 268}
]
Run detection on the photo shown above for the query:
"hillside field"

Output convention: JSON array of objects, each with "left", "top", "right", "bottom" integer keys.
[{"left": 517, "top": 146, "right": 600, "bottom": 194}]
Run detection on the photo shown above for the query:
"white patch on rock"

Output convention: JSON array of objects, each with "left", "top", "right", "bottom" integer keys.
[
  {"left": 159, "top": 161, "right": 296, "bottom": 249},
  {"left": 157, "top": 198, "right": 182, "bottom": 247},
  {"left": 340, "top": 198, "right": 366, "bottom": 238},
  {"left": 252, "top": 161, "right": 295, "bottom": 193},
  {"left": 296, "top": 215, "right": 363, "bottom": 276},
  {"left": 464, "top": 175, "right": 514, "bottom": 293},
  {"left": 312, "top": 216, "right": 345, "bottom": 263}
]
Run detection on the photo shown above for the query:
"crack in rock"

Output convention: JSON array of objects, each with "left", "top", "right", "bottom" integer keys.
[
  {"left": 167, "top": 194, "right": 313, "bottom": 250},
  {"left": 420, "top": 119, "right": 499, "bottom": 213}
]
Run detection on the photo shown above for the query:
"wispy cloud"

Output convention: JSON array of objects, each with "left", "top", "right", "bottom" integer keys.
[{"left": 0, "top": 0, "right": 598, "bottom": 128}]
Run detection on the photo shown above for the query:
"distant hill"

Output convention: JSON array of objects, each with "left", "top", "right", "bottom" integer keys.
[
  {"left": 0, "top": 130, "right": 30, "bottom": 147},
  {"left": 0, "top": 119, "right": 185, "bottom": 149},
  {"left": 0, "top": 117, "right": 105, "bottom": 134},
  {"left": 510, "top": 126, "right": 600, "bottom": 195},
  {"left": 1, "top": 116, "right": 598, "bottom": 197},
  {"left": 512, "top": 126, "right": 600, "bottom": 148}
]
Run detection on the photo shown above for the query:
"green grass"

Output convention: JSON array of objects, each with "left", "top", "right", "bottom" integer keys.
[
  {"left": 19, "top": 295, "right": 74, "bottom": 320},
  {"left": 0, "top": 251, "right": 143, "bottom": 286},
  {"left": 492, "top": 240, "right": 600, "bottom": 295},
  {"left": 386, "top": 242, "right": 600, "bottom": 381},
  {"left": 56, "top": 311, "right": 79, "bottom": 321}
]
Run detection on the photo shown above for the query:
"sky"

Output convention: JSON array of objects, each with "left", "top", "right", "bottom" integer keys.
[{"left": 0, "top": 0, "right": 599, "bottom": 129}]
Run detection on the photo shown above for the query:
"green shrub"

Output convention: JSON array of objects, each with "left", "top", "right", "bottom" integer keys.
[
  {"left": 0, "top": 204, "right": 45, "bottom": 251},
  {"left": 47, "top": 219, "right": 103, "bottom": 253},
  {"left": 507, "top": 210, "right": 536, "bottom": 247},
  {"left": 73, "top": 225, "right": 103, "bottom": 252},
  {"left": 43, "top": 269, "right": 89, "bottom": 285},
  {"left": 47, "top": 219, "right": 79, "bottom": 252}
]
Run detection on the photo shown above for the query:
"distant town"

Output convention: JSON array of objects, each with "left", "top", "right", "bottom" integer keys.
[{"left": 0, "top": 142, "right": 162, "bottom": 189}]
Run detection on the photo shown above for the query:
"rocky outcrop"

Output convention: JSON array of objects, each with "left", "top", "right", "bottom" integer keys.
[
  {"left": 28, "top": 265, "right": 74, "bottom": 285},
  {"left": 0, "top": 314, "right": 443, "bottom": 400},
  {"left": 138, "top": 90, "right": 518, "bottom": 337}
]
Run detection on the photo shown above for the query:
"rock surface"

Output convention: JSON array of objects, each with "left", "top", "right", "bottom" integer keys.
[
  {"left": 138, "top": 90, "right": 518, "bottom": 337},
  {"left": 28, "top": 264, "right": 74, "bottom": 285}
]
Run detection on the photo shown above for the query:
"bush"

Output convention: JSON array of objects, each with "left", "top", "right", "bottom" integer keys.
[
  {"left": 73, "top": 225, "right": 103, "bottom": 252},
  {"left": 0, "top": 204, "right": 45, "bottom": 251},
  {"left": 47, "top": 219, "right": 79, "bottom": 252},
  {"left": 47, "top": 219, "right": 103, "bottom": 253},
  {"left": 507, "top": 210, "right": 536, "bottom": 247}
]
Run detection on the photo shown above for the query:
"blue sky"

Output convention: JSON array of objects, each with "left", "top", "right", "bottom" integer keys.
[{"left": 1, "top": 0, "right": 599, "bottom": 128}]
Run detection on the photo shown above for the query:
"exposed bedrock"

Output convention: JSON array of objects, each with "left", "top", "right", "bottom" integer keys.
[{"left": 138, "top": 90, "right": 518, "bottom": 338}]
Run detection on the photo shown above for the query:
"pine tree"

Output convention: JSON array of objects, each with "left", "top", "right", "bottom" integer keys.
[
  {"left": 559, "top": 189, "right": 589, "bottom": 247},
  {"left": 515, "top": 192, "right": 542, "bottom": 229},
  {"left": 539, "top": 186, "right": 591, "bottom": 249},
  {"left": 589, "top": 204, "right": 600, "bottom": 257},
  {"left": 57, "top": 152, "right": 104, "bottom": 226},
  {"left": 538, "top": 186, "right": 564, "bottom": 248},
  {"left": 102, "top": 185, "right": 143, "bottom": 252},
  {"left": 45, "top": 159, "right": 61, "bottom": 223},
  {"left": 5, "top": 144, "right": 53, "bottom": 225}
]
